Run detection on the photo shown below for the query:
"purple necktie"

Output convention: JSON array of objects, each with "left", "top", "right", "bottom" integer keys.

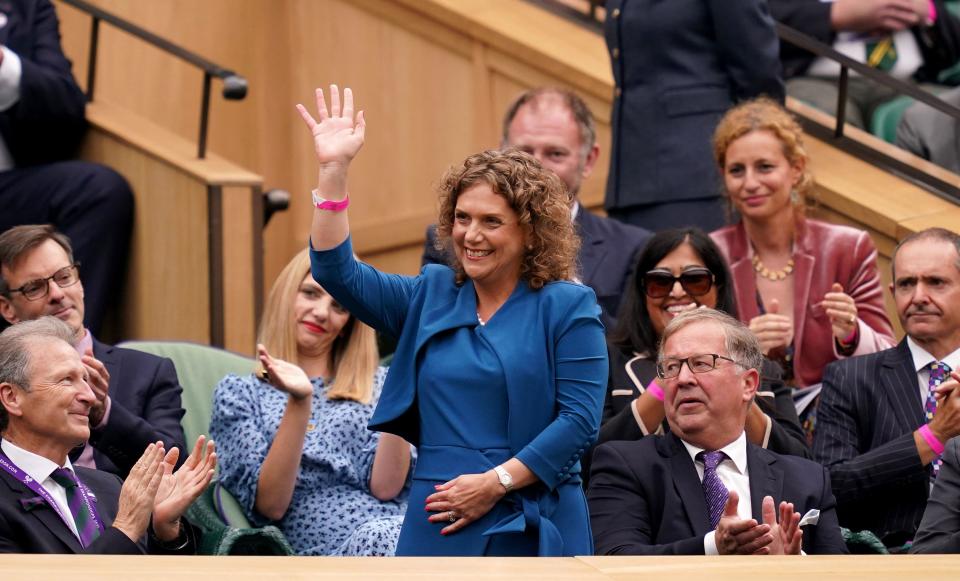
[
  {"left": 49, "top": 467, "right": 100, "bottom": 548},
  {"left": 926, "top": 362, "right": 951, "bottom": 482},
  {"left": 698, "top": 450, "right": 729, "bottom": 530}
]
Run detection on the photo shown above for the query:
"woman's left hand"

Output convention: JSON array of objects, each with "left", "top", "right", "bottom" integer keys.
[
  {"left": 822, "top": 283, "right": 858, "bottom": 342},
  {"left": 425, "top": 471, "right": 505, "bottom": 535}
]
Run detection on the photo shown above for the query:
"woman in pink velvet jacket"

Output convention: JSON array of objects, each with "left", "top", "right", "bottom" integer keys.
[{"left": 710, "top": 99, "right": 895, "bottom": 395}]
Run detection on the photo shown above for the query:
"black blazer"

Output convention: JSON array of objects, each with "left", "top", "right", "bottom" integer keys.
[
  {"left": 0, "top": 464, "right": 195, "bottom": 554},
  {"left": 813, "top": 340, "right": 932, "bottom": 547},
  {"left": 86, "top": 339, "right": 187, "bottom": 477},
  {"left": 912, "top": 437, "right": 960, "bottom": 554},
  {"left": 0, "top": 0, "right": 87, "bottom": 167},
  {"left": 421, "top": 210, "right": 651, "bottom": 329},
  {"left": 604, "top": 0, "right": 784, "bottom": 212},
  {"left": 599, "top": 348, "right": 809, "bottom": 457},
  {"left": 769, "top": 0, "right": 960, "bottom": 82},
  {"left": 588, "top": 433, "right": 847, "bottom": 555}
]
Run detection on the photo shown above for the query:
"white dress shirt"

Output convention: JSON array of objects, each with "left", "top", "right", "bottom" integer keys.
[
  {"left": 906, "top": 337, "right": 960, "bottom": 405},
  {"left": 1, "top": 438, "right": 80, "bottom": 539},
  {"left": 680, "top": 432, "right": 752, "bottom": 555}
]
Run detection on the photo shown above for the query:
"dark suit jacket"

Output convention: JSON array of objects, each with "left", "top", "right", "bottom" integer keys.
[
  {"left": 589, "top": 433, "right": 847, "bottom": 555},
  {"left": 604, "top": 0, "right": 783, "bottom": 212},
  {"left": 597, "top": 349, "right": 810, "bottom": 459},
  {"left": 0, "top": 464, "right": 195, "bottom": 554},
  {"left": 769, "top": 0, "right": 960, "bottom": 82},
  {"left": 421, "top": 209, "right": 651, "bottom": 329},
  {"left": 813, "top": 340, "right": 934, "bottom": 547},
  {"left": 86, "top": 339, "right": 186, "bottom": 477},
  {"left": 912, "top": 437, "right": 960, "bottom": 553},
  {"left": 0, "top": 0, "right": 87, "bottom": 167}
]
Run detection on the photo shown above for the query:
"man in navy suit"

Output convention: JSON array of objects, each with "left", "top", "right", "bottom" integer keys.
[
  {"left": 0, "top": 225, "right": 185, "bottom": 479},
  {"left": 422, "top": 88, "right": 652, "bottom": 329},
  {"left": 0, "top": 0, "right": 134, "bottom": 337},
  {"left": 0, "top": 316, "right": 214, "bottom": 554},
  {"left": 814, "top": 227, "right": 960, "bottom": 549},
  {"left": 589, "top": 309, "right": 846, "bottom": 555}
]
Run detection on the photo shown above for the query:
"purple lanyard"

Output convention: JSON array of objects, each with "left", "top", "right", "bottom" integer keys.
[{"left": 0, "top": 451, "right": 105, "bottom": 544}]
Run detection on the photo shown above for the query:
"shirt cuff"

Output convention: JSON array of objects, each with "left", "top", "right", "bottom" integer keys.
[
  {"left": 95, "top": 397, "right": 112, "bottom": 429},
  {"left": 704, "top": 531, "right": 719, "bottom": 555},
  {"left": 761, "top": 413, "right": 772, "bottom": 449},
  {"left": 631, "top": 398, "right": 651, "bottom": 436},
  {"left": 0, "top": 47, "right": 22, "bottom": 111}
]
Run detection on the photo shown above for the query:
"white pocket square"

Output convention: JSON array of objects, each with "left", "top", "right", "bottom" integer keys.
[{"left": 799, "top": 509, "right": 820, "bottom": 527}]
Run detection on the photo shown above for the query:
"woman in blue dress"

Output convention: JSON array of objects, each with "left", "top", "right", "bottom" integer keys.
[
  {"left": 211, "top": 250, "right": 414, "bottom": 555},
  {"left": 297, "top": 86, "right": 608, "bottom": 556}
]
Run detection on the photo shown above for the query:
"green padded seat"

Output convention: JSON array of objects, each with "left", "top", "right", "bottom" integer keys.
[{"left": 870, "top": 95, "right": 915, "bottom": 144}]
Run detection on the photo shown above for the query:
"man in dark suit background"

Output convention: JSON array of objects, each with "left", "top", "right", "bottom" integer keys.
[
  {"left": 912, "top": 436, "right": 960, "bottom": 553},
  {"left": 589, "top": 308, "right": 845, "bottom": 555},
  {"left": 0, "top": 0, "right": 133, "bottom": 337},
  {"left": 0, "top": 317, "right": 214, "bottom": 554},
  {"left": 0, "top": 225, "right": 185, "bottom": 478},
  {"left": 422, "top": 87, "right": 652, "bottom": 329},
  {"left": 814, "top": 227, "right": 960, "bottom": 550}
]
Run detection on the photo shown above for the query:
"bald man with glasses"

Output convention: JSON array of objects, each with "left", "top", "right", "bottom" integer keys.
[
  {"left": 588, "top": 308, "right": 846, "bottom": 555},
  {"left": 0, "top": 225, "right": 186, "bottom": 479}
]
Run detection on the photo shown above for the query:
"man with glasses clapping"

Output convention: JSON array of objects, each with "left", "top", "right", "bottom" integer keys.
[
  {"left": 588, "top": 308, "right": 847, "bottom": 555},
  {"left": 0, "top": 225, "right": 186, "bottom": 479}
]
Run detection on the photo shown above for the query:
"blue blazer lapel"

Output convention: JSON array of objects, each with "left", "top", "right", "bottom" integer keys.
[
  {"left": 880, "top": 341, "right": 925, "bottom": 430},
  {"left": 746, "top": 444, "right": 782, "bottom": 521},
  {"left": 416, "top": 279, "right": 479, "bottom": 353},
  {"left": 0, "top": 469, "right": 82, "bottom": 553},
  {"left": 665, "top": 434, "right": 712, "bottom": 535}
]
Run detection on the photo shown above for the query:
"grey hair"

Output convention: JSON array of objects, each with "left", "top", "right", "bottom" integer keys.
[
  {"left": 892, "top": 227, "right": 960, "bottom": 280},
  {"left": 0, "top": 317, "right": 77, "bottom": 432},
  {"left": 658, "top": 308, "right": 764, "bottom": 373}
]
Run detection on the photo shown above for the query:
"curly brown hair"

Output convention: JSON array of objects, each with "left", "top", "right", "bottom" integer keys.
[
  {"left": 435, "top": 148, "right": 579, "bottom": 290},
  {"left": 712, "top": 98, "right": 815, "bottom": 212}
]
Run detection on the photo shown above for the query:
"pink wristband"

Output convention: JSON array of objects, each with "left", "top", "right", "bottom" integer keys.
[
  {"left": 839, "top": 324, "right": 858, "bottom": 346},
  {"left": 929, "top": 0, "right": 938, "bottom": 24},
  {"left": 312, "top": 190, "right": 350, "bottom": 212},
  {"left": 919, "top": 424, "right": 945, "bottom": 455},
  {"left": 646, "top": 379, "right": 664, "bottom": 401}
]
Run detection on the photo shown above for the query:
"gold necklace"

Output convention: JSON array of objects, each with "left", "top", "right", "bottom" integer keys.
[{"left": 752, "top": 254, "right": 794, "bottom": 281}]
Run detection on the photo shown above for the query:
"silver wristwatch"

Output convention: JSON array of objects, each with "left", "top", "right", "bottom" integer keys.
[{"left": 493, "top": 465, "right": 514, "bottom": 493}]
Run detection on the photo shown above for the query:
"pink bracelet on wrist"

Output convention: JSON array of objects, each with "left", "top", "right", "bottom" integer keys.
[
  {"left": 645, "top": 379, "right": 664, "bottom": 402},
  {"left": 312, "top": 189, "right": 350, "bottom": 212},
  {"left": 919, "top": 424, "right": 945, "bottom": 455},
  {"left": 839, "top": 323, "right": 858, "bottom": 346},
  {"left": 929, "top": 0, "right": 938, "bottom": 24}
]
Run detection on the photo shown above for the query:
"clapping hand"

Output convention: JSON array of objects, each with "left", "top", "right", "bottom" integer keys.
[
  {"left": 152, "top": 436, "right": 217, "bottom": 543},
  {"left": 714, "top": 490, "right": 774, "bottom": 554},
  {"left": 257, "top": 344, "right": 313, "bottom": 401},
  {"left": 822, "top": 283, "right": 859, "bottom": 344},
  {"left": 748, "top": 299, "right": 794, "bottom": 355},
  {"left": 112, "top": 442, "right": 166, "bottom": 542},
  {"left": 81, "top": 348, "right": 111, "bottom": 426},
  {"left": 760, "top": 495, "right": 802, "bottom": 555}
]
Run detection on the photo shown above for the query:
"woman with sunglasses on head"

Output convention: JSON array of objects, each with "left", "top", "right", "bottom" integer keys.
[
  {"left": 593, "top": 228, "right": 809, "bottom": 467},
  {"left": 710, "top": 99, "right": 895, "bottom": 436}
]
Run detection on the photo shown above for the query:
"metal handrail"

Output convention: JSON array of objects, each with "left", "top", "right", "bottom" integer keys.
[{"left": 60, "top": 0, "right": 248, "bottom": 159}]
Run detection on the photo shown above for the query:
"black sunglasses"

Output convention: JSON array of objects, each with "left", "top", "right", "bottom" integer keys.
[{"left": 641, "top": 268, "right": 714, "bottom": 299}]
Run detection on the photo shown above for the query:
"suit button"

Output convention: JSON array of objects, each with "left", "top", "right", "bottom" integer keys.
[
  {"left": 611, "top": 8, "right": 621, "bottom": 18},
  {"left": 611, "top": 48, "right": 619, "bottom": 59}
]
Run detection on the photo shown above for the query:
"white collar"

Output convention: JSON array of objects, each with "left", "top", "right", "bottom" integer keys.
[
  {"left": 681, "top": 431, "right": 748, "bottom": 475},
  {"left": 570, "top": 200, "right": 580, "bottom": 222},
  {"left": 906, "top": 337, "right": 960, "bottom": 373},
  {"left": 0, "top": 438, "right": 72, "bottom": 483}
]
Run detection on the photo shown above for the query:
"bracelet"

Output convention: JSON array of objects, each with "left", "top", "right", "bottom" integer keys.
[
  {"left": 929, "top": 0, "right": 938, "bottom": 24},
  {"left": 839, "top": 323, "right": 858, "bottom": 347},
  {"left": 312, "top": 189, "right": 350, "bottom": 212},
  {"left": 645, "top": 379, "right": 664, "bottom": 401},
  {"left": 919, "top": 424, "right": 945, "bottom": 455}
]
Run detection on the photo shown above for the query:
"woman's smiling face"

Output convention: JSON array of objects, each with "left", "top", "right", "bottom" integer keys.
[{"left": 646, "top": 242, "right": 719, "bottom": 338}]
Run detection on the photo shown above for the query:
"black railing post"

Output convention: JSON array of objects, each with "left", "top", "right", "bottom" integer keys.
[
  {"left": 198, "top": 72, "right": 212, "bottom": 159},
  {"left": 835, "top": 66, "right": 849, "bottom": 139},
  {"left": 86, "top": 17, "right": 100, "bottom": 102}
]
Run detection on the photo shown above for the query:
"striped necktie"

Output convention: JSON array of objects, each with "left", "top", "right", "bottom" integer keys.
[
  {"left": 926, "top": 362, "right": 951, "bottom": 482},
  {"left": 866, "top": 37, "right": 898, "bottom": 72},
  {"left": 698, "top": 450, "right": 729, "bottom": 530},
  {"left": 49, "top": 467, "right": 100, "bottom": 548}
]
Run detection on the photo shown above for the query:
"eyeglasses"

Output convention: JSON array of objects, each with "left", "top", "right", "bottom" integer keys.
[
  {"left": 656, "top": 353, "right": 743, "bottom": 380},
  {"left": 641, "top": 268, "right": 714, "bottom": 298},
  {"left": 7, "top": 265, "right": 81, "bottom": 301}
]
